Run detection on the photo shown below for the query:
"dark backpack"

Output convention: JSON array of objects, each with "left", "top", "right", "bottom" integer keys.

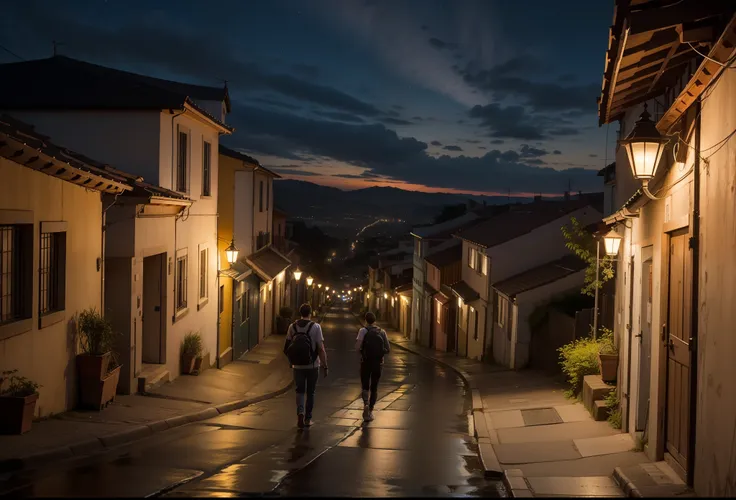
[
  {"left": 286, "top": 321, "right": 317, "bottom": 366},
  {"left": 361, "top": 326, "right": 385, "bottom": 362}
]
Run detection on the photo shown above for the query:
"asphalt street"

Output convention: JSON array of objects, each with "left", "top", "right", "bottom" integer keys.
[{"left": 0, "top": 307, "right": 506, "bottom": 497}]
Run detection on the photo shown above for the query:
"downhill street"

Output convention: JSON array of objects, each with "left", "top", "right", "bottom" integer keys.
[{"left": 0, "top": 307, "right": 505, "bottom": 498}]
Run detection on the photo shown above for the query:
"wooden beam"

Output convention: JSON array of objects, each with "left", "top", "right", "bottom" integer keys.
[
  {"left": 649, "top": 32, "right": 683, "bottom": 93},
  {"left": 628, "top": 0, "right": 733, "bottom": 36},
  {"left": 657, "top": 14, "right": 736, "bottom": 133}
]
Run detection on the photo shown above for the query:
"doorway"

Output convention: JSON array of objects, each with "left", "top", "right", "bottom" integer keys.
[
  {"left": 142, "top": 253, "right": 166, "bottom": 364},
  {"left": 636, "top": 247, "right": 653, "bottom": 432},
  {"left": 665, "top": 229, "right": 692, "bottom": 472}
]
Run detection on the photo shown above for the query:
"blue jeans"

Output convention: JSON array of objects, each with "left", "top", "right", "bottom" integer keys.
[{"left": 294, "top": 368, "right": 319, "bottom": 419}]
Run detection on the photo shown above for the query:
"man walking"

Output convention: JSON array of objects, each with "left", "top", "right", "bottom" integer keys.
[
  {"left": 284, "top": 303, "right": 328, "bottom": 429},
  {"left": 355, "top": 312, "right": 390, "bottom": 422}
]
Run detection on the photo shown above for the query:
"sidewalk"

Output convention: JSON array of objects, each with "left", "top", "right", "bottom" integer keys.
[
  {"left": 377, "top": 322, "right": 675, "bottom": 498},
  {"left": 0, "top": 332, "right": 294, "bottom": 475}
]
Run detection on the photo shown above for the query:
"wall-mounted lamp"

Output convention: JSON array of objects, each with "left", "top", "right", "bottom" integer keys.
[
  {"left": 225, "top": 239, "right": 239, "bottom": 264},
  {"left": 293, "top": 267, "right": 302, "bottom": 281},
  {"left": 619, "top": 104, "right": 670, "bottom": 200},
  {"left": 603, "top": 230, "right": 623, "bottom": 256},
  {"left": 306, "top": 276, "right": 314, "bottom": 287}
]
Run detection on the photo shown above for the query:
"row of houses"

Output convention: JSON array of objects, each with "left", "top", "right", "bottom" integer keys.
[
  {"left": 0, "top": 55, "right": 302, "bottom": 417},
  {"left": 365, "top": 193, "right": 605, "bottom": 370}
]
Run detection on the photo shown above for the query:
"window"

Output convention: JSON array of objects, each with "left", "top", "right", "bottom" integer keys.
[
  {"left": 468, "top": 247, "right": 474, "bottom": 268},
  {"left": 199, "top": 248, "right": 208, "bottom": 300},
  {"left": 468, "top": 246, "right": 485, "bottom": 274},
  {"left": 39, "top": 230, "right": 66, "bottom": 316},
  {"left": 176, "top": 255, "right": 188, "bottom": 311},
  {"left": 266, "top": 181, "right": 270, "bottom": 212},
  {"left": 435, "top": 299, "right": 442, "bottom": 324},
  {"left": 259, "top": 180, "right": 264, "bottom": 212},
  {"left": 219, "top": 285, "right": 224, "bottom": 314},
  {"left": 497, "top": 294, "right": 507, "bottom": 327},
  {"left": 177, "top": 130, "right": 188, "bottom": 192},
  {"left": 202, "top": 141, "right": 211, "bottom": 196},
  {"left": 1, "top": 225, "right": 32, "bottom": 325},
  {"left": 481, "top": 254, "right": 489, "bottom": 276},
  {"left": 470, "top": 306, "right": 479, "bottom": 340},
  {"left": 414, "top": 238, "right": 422, "bottom": 258}
]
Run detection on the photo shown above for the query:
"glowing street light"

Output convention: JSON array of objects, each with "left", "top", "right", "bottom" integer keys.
[
  {"left": 293, "top": 267, "right": 302, "bottom": 281},
  {"left": 603, "top": 230, "right": 623, "bottom": 256},
  {"left": 306, "top": 276, "right": 314, "bottom": 287},
  {"left": 225, "top": 239, "right": 239, "bottom": 264},
  {"left": 619, "top": 104, "right": 669, "bottom": 199}
]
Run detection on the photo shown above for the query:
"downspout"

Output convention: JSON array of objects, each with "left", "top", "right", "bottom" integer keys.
[
  {"left": 687, "top": 99, "right": 701, "bottom": 487},
  {"left": 625, "top": 248, "right": 634, "bottom": 432}
]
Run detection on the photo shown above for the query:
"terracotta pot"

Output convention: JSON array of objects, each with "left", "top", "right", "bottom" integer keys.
[
  {"left": 77, "top": 352, "right": 111, "bottom": 381},
  {"left": 78, "top": 365, "right": 121, "bottom": 410},
  {"left": 181, "top": 354, "right": 197, "bottom": 375},
  {"left": 0, "top": 393, "right": 38, "bottom": 435},
  {"left": 599, "top": 353, "right": 619, "bottom": 383},
  {"left": 193, "top": 357, "right": 203, "bottom": 375}
]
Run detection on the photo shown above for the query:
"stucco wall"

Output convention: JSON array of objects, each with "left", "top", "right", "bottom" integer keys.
[
  {"left": 466, "top": 303, "right": 486, "bottom": 361},
  {"left": 252, "top": 171, "right": 273, "bottom": 252},
  {"left": 693, "top": 69, "right": 736, "bottom": 496},
  {"left": 0, "top": 158, "right": 103, "bottom": 417}
]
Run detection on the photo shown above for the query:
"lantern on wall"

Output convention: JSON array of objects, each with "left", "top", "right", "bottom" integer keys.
[
  {"left": 619, "top": 104, "right": 669, "bottom": 199},
  {"left": 293, "top": 267, "right": 302, "bottom": 281},
  {"left": 603, "top": 230, "right": 623, "bottom": 256},
  {"left": 225, "top": 239, "right": 239, "bottom": 264},
  {"left": 306, "top": 276, "right": 314, "bottom": 287}
]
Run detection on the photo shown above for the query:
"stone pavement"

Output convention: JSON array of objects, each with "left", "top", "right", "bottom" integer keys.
[
  {"left": 378, "top": 322, "right": 657, "bottom": 498},
  {"left": 0, "top": 331, "right": 294, "bottom": 475}
]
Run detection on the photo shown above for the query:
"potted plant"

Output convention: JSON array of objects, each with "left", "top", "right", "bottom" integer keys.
[
  {"left": 76, "top": 308, "right": 122, "bottom": 410},
  {"left": 181, "top": 332, "right": 203, "bottom": 375},
  {"left": 276, "top": 306, "right": 293, "bottom": 335},
  {"left": 598, "top": 328, "right": 618, "bottom": 383},
  {"left": 0, "top": 370, "right": 40, "bottom": 434}
]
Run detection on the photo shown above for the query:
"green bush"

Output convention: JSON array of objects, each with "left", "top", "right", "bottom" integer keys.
[
  {"left": 181, "top": 332, "right": 203, "bottom": 358},
  {"left": 77, "top": 308, "right": 118, "bottom": 356},
  {"left": 605, "top": 388, "right": 622, "bottom": 429},
  {"left": 558, "top": 327, "right": 616, "bottom": 397},
  {"left": 0, "top": 370, "right": 40, "bottom": 398}
]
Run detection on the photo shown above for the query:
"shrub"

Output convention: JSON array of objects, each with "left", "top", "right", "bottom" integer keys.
[
  {"left": 181, "top": 332, "right": 203, "bottom": 358},
  {"left": 0, "top": 370, "right": 40, "bottom": 398},
  {"left": 605, "top": 388, "right": 622, "bottom": 429},
  {"left": 558, "top": 326, "right": 617, "bottom": 397},
  {"left": 598, "top": 327, "right": 616, "bottom": 354},
  {"left": 77, "top": 308, "right": 118, "bottom": 356}
]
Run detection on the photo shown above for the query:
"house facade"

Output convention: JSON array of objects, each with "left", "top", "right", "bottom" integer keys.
[
  {"left": 0, "top": 55, "right": 232, "bottom": 393},
  {"left": 454, "top": 198, "right": 602, "bottom": 367},
  {"left": 596, "top": 2, "right": 736, "bottom": 492},
  {"left": 0, "top": 115, "right": 131, "bottom": 416},
  {"left": 425, "top": 243, "right": 462, "bottom": 353}
]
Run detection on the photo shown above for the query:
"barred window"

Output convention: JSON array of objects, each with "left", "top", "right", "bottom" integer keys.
[
  {"left": 202, "top": 141, "right": 211, "bottom": 196},
  {"left": 176, "top": 255, "right": 188, "bottom": 311},
  {"left": 199, "top": 248, "right": 208, "bottom": 300},
  {"left": 39, "top": 231, "right": 66, "bottom": 315},
  {"left": 1, "top": 226, "right": 27, "bottom": 323},
  {"left": 177, "top": 131, "right": 188, "bottom": 192}
]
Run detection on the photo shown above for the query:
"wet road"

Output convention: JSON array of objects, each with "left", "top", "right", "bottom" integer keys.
[{"left": 0, "top": 308, "right": 506, "bottom": 497}]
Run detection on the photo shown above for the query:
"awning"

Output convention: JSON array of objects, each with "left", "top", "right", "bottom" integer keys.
[
  {"left": 450, "top": 280, "right": 480, "bottom": 303},
  {"left": 219, "top": 261, "right": 252, "bottom": 281},
  {"left": 434, "top": 292, "right": 450, "bottom": 305},
  {"left": 245, "top": 246, "right": 291, "bottom": 282},
  {"left": 395, "top": 283, "right": 413, "bottom": 294},
  {"left": 424, "top": 283, "right": 439, "bottom": 296}
]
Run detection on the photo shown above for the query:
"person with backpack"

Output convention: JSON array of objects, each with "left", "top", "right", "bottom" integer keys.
[
  {"left": 284, "top": 303, "right": 328, "bottom": 429},
  {"left": 355, "top": 311, "right": 390, "bottom": 422}
]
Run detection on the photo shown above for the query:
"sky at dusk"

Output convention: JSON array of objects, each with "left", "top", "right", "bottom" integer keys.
[{"left": 0, "top": 0, "right": 617, "bottom": 197}]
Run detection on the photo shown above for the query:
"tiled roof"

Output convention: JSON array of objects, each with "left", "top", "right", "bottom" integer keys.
[
  {"left": 493, "top": 254, "right": 586, "bottom": 298},
  {"left": 450, "top": 280, "right": 480, "bottom": 303},
  {"left": 0, "top": 114, "right": 131, "bottom": 194},
  {"left": 219, "top": 144, "right": 260, "bottom": 166},
  {"left": 425, "top": 242, "right": 462, "bottom": 268},
  {"left": 455, "top": 198, "right": 601, "bottom": 248},
  {"left": 0, "top": 56, "right": 232, "bottom": 131},
  {"left": 245, "top": 246, "right": 291, "bottom": 282}
]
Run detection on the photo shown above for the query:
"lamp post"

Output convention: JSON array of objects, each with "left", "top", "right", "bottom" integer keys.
[
  {"left": 619, "top": 104, "right": 670, "bottom": 200},
  {"left": 593, "top": 229, "right": 624, "bottom": 338},
  {"left": 225, "top": 239, "right": 239, "bottom": 266}
]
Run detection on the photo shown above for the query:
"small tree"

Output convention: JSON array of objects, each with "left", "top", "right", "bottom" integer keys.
[{"left": 561, "top": 217, "right": 615, "bottom": 297}]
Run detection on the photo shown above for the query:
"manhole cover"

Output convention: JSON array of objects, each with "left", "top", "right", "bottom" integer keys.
[{"left": 521, "top": 407, "right": 562, "bottom": 426}]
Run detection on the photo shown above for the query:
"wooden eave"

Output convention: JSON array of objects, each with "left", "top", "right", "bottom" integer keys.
[
  {"left": 0, "top": 135, "right": 130, "bottom": 194},
  {"left": 657, "top": 13, "right": 736, "bottom": 133},
  {"left": 598, "top": 0, "right": 734, "bottom": 125}
]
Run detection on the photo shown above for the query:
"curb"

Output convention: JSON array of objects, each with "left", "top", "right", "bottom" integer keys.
[
  {"left": 0, "top": 376, "right": 295, "bottom": 476},
  {"left": 358, "top": 316, "right": 504, "bottom": 480},
  {"left": 502, "top": 469, "right": 534, "bottom": 497},
  {"left": 613, "top": 466, "right": 643, "bottom": 498}
]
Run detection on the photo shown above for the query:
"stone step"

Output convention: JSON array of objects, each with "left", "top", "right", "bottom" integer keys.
[
  {"left": 592, "top": 399, "right": 611, "bottom": 421},
  {"left": 137, "top": 364, "right": 170, "bottom": 393},
  {"left": 583, "top": 374, "right": 614, "bottom": 413}
]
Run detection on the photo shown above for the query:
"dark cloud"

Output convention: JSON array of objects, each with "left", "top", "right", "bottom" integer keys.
[
  {"left": 549, "top": 127, "right": 579, "bottom": 136},
  {"left": 412, "top": 116, "right": 424, "bottom": 121},
  {"left": 421, "top": 24, "right": 429, "bottom": 31},
  {"left": 443, "top": 145, "right": 463, "bottom": 152},
  {"left": 291, "top": 63, "right": 320, "bottom": 78},
  {"left": 392, "top": 104, "right": 405, "bottom": 110},
  {"left": 313, "top": 109, "right": 365, "bottom": 123},
  {"left": 490, "top": 139, "right": 505, "bottom": 145},
  {"left": 459, "top": 139, "right": 481, "bottom": 144},
  {"left": 524, "top": 158, "right": 546, "bottom": 165},
  {"left": 519, "top": 144, "right": 549, "bottom": 158},
  {"left": 553, "top": 150, "right": 563, "bottom": 155},
  {"left": 381, "top": 117, "right": 414, "bottom": 126},
  {"left": 558, "top": 73, "right": 577, "bottom": 82},
  {"left": 589, "top": 154, "right": 598, "bottom": 158},
  {"left": 469, "top": 104, "right": 546, "bottom": 140},
  {"left": 430, "top": 140, "right": 442, "bottom": 146},
  {"left": 478, "top": 146, "right": 487, "bottom": 150},
  {"left": 271, "top": 168, "right": 322, "bottom": 177},
  {"left": 428, "top": 37, "right": 458, "bottom": 51},
  {"left": 254, "top": 96, "right": 302, "bottom": 111}
]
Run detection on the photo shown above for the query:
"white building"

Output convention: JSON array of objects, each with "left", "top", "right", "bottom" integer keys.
[{"left": 0, "top": 55, "right": 232, "bottom": 393}]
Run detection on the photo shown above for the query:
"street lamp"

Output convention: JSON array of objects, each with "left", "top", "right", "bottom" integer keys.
[
  {"left": 603, "top": 230, "right": 623, "bottom": 257},
  {"left": 325, "top": 286, "right": 330, "bottom": 291},
  {"left": 225, "top": 239, "right": 239, "bottom": 265},
  {"left": 592, "top": 228, "right": 624, "bottom": 339},
  {"left": 317, "top": 283, "right": 322, "bottom": 289},
  {"left": 383, "top": 292, "right": 388, "bottom": 299},
  {"left": 293, "top": 267, "right": 302, "bottom": 281},
  {"left": 619, "top": 104, "right": 670, "bottom": 200},
  {"left": 306, "top": 276, "right": 314, "bottom": 287}
]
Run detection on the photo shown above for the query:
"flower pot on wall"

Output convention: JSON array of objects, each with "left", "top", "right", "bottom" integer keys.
[
  {"left": 78, "top": 365, "right": 121, "bottom": 410},
  {"left": 181, "top": 354, "right": 197, "bottom": 375},
  {"left": 0, "top": 393, "right": 38, "bottom": 435},
  {"left": 598, "top": 353, "right": 619, "bottom": 383}
]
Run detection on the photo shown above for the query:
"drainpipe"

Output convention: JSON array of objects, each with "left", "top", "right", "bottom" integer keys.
[
  {"left": 625, "top": 249, "right": 634, "bottom": 433},
  {"left": 687, "top": 99, "right": 701, "bottom": 487}
]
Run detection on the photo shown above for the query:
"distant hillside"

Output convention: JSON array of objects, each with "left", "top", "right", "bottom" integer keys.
[{"left": 273, "top": 180, "right": 527, "bottom": 224}]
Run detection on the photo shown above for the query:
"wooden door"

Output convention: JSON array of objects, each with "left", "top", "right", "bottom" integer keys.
[
  {"left": 636, "top": 257, "right": 653, "bottom": 432},
  {"left": 665, "top": 230, "right": 692, "bottom": 470}
]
